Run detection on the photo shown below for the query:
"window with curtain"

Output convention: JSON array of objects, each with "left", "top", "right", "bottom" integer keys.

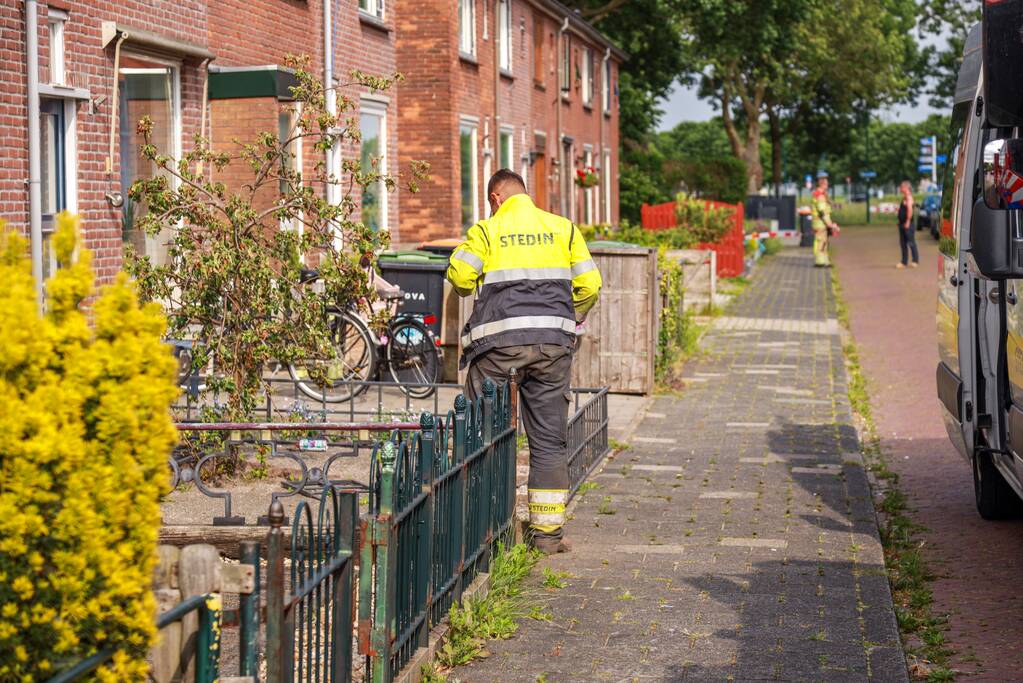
[
  {"left": 360, "top": 102, "right": 387, "bottom": 231},
  {"left": 582, "top": 48, "right": 593, "bottom": 106},
  {"left": 459, "top": 0, "right": 477, "bottom": 56},
  {"left": 603, "top": 59, "right": 612, "bottom": 113},
  {"left": 559, "top": 36, "right": 570, "bottom": 95},
  {"left": 119, "top": 57, "right": 178, "bottom": 266},
  {"left": 460, "top": 122, "right": 479, "bottom": 230},
  {"left": 498, "top": 0, "right": 512, "bottom": 72}
]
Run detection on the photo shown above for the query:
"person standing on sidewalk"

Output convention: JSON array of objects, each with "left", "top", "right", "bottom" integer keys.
[
  {"left": 812, "top": 172, "right": 840, "bottom": 267},
  {"left": 897, "top": 180, "right": 919, "bottom": 269},
  {"left": 447, "top": 169, "right": 602, "bottom": 555}
]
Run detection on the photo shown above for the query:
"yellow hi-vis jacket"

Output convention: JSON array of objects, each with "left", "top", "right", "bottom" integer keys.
[{"left": 447, "top": 193, "right": 602, "bottom": 366}]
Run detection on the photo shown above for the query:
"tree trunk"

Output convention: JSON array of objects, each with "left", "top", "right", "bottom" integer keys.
[
  {"left": 743, "top": 117, "right": 763, "bottom": 194},
  {"left": 767, "top": 105, "right": 782, "bottom": 197}
]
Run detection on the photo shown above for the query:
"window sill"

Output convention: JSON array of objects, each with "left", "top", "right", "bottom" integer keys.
[
  {"left": 358, "top": 12, "right": 391, "bottom": 33},
  {"left": 534, "top": 80, "right": 546, "bottom": 91},
  {"left": 499, "top": 68, "right": 514, "bottom": 81},
  {"left": 604, "top": 111, "right": 612, "bottom": 119},
  {"left": 583, "top": 103, "right": 593, "bottom": 112},
  {"left": 459, "top": 52, "right": 479, "bottom": 66},
  {"left": 560, "top": 93, "right": 571, "bottom": 103}
]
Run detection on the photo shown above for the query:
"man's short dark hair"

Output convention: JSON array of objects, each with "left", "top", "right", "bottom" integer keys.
[{"left": 488, "top": 169, "right": 527, "bottom": 196}]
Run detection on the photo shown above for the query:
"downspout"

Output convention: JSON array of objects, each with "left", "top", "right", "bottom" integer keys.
[
  {"left": 556, "top": 16, "right": 569, "bottom": 217},
  {"left": 323, "top": 0, "right": 337, "bottom": 206},
  {"left": 599, "top": 47, "right": 610, "bottom": 222},
  {"left": 25, "top": 0, "right": 43, "bottom": 306}
]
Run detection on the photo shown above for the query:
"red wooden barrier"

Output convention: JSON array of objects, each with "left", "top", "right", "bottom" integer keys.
[{"left": 640, "top": 199, "right": 746, "bottom": 277}]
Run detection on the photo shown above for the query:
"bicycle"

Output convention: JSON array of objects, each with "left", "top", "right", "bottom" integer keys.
[{"left": 172, "top": 269, "right": 444, "bottom": 403}]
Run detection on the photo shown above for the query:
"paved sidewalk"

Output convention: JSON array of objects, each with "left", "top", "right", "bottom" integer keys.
[{"left": 457, "top": 251, "right": 906, "bottom": 682}]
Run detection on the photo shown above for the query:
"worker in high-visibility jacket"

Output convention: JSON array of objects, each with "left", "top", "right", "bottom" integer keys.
[
  {"left": 811, "top": 172, "right": 840, "bottom": 267},
  {"left": 447, "top": 169, "right": 602, "bottom": 554}
]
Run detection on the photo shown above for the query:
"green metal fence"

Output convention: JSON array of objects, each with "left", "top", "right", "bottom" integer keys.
[
  {"left": 359, "top": 378, "right": 517, "bottom": 683},
  {"left": 567, "top": 387, "right": 611, "bottom": 496},
  {"left": 266, "top": 487, "right": 358, "bottom": 682}
]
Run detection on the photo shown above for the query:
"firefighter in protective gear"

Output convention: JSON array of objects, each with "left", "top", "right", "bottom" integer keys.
[
  {"left": 811, "top": 173, "right": 840, "bottom": 267},
  {"left": 447, "top": 169, "right": 602, "bottom": 555}
]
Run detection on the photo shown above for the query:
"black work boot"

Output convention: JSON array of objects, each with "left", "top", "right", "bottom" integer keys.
[{"left": 529, "top": 533, "right": 572, "bottom": 555}]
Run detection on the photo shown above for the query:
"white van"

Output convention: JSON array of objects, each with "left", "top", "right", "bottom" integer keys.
[{"left": 938, "top": 2, "right": 1023, "bottom": 519}]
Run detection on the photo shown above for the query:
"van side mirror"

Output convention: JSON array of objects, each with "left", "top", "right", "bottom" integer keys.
[
  {"left": 983, "top": 0, "right": 1023, "bottom": 127},
  {"left": 983, "top": 139, "right": 1023, "bottom": 210},
  {"left": 969, "top": 196, "right": 1021, "bottom": 278}
]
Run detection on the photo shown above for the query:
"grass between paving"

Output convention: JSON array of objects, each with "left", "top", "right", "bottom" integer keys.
[
  {"left": 831, "top": 265, "right": 955, "bottom": 682},
  {"left": 421, "top": 542, "right": 568, "bottom": 683}
]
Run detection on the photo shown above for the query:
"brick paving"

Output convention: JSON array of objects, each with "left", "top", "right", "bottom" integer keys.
[
  {"left": 456, "top": 250, "right": 905, "bottom": 683},
  {"left": 834, "top": 226, "right": 1023, "bottom": 680}
]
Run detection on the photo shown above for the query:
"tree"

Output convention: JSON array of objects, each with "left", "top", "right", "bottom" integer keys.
[
  {"left": 919, "top": 0, "right": 981, "bottom": 109},
  {"left": 126, "top": 56, "right": 428, "bottom": 418},
  {"left": 681, "top": 0, "right": 922, "bottom": 193}
]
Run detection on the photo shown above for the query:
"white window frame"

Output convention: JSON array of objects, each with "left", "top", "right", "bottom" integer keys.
[
  {"left": 359, "top": 0, "right": 385, "bottom": 20},
  {"left": 359, "top": 97, "right": 389, "bottom": 232},
  {"left": 278, "top": 103, "right": 305, "bottom": 235},
  {"left": 602, "top": 148, "right": 612, "bottom": 222},
  {"left": 48, "top": 9, "right": 68, "bottom": 86},
  {"left": 459, "top": 0, "right": 477, "bottom": 57},
  {"left": 602, "top": 59, "right": 612, "bottom": 114},
  {"left": 499, "top": 125, "right": 514, "bottom": 170},
  {"left": 581, "top": 47, "right": 593, "bottom": 107},
  {"left": 119, "top": 58, "right": 182, "bottom": 265},
  {"left": 498, "top": 0, "right": 512, "bottom": 72},
  {"left": 460, "top": 117, "right": 480, "bottom": 229}
]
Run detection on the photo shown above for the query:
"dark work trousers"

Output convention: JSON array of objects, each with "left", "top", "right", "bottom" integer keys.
[
  {"left": 899, "top": 224, "right": 919, "bottom": 265},
  {"left": 466, "top": 343, "right": 573, "bottom": 540}
]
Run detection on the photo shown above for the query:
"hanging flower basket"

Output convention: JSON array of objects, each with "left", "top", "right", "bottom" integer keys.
[{"left": 574, "top": 167, "right": 600, "bottom": 188}]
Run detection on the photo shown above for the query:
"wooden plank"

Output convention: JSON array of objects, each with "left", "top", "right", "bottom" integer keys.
[
  {"left": 178, "top": 545, "right": 221, "bottom": 682},
  {"left": 151, "top": 546, "right": 182, "bottom": 683},
  {"left": 159, "top": 525, "right": 288, "bottom": 559}
]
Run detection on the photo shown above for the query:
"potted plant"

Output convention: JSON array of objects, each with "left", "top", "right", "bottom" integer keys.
[{"left": 575, "top": 166, "right": 599, "bottom": 189}]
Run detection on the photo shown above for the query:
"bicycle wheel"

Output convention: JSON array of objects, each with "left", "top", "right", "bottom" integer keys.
[
  {"left": 289, "top": 310, "right": 376, "bottom": 403},
  {"left": 386, "top": 319, "right": 441, "bottom": 398}
]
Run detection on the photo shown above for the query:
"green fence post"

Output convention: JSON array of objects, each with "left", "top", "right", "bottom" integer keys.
[
  {"left": 419, "top": 412, "right": 436, "bottom": 634},
  {"left": 196, "top": 593, "right": 222, "bottom": 683},
  {"left": 371, "top": 442, "right": 397, "bottom": 683},
  {"left": 266, "top": 500, "right": 287, "bottom": 683},
  {"left": 453, "top": 395, "right": 468, "bottom": 605},
  {"left": 481, "top": 380, "right": 496, "bottom": 572},
  {"left": 334, "top": 491, "right": 357, "bottom": 683},
  {"left": 239, "top": 540, "right": 260, "bottom": 677}
]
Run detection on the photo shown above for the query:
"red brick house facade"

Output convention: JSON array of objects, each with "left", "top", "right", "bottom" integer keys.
[
  {"left": 2, "top": 0, "right": 398, "bottom": 287},
  {"left": 395, "top": 0, "right": 624, "bottom": 243},
  {"left": 2, "top": 0, "right": 621, "bottom": 285}
]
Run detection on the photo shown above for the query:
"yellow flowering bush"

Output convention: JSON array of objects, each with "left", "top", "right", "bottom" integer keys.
[{"left": 0, "top": 215, "right": 178, "bottom": 681}]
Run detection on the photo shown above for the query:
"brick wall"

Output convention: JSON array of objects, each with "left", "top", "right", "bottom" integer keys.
[
  {"left": 0, "top": 1, "right": 208, "bottom": 285},
  {"left": 395, "top": 0, "right": 622, "bottom": 244}
]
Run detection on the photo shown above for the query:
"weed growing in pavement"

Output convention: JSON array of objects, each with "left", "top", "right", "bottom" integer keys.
[
  {"left": 832, "top": 268, "right": 955, "bottom": 683},
  {"left": 597, "top": 496, "right": 617, "bottom": 515},
  {"left": 516, "top": 432, "right": 529, "bottom": 451},
  {"left": 576, "top": 481, "right": 601, "bottom": 496},
  {"left": 432, "top": 543, "right": 541, "bottom": 671},
  {"left": 542, "top": 567, "right": 570, "bottom": 590},
  {"left": 609, "top": 438, "right": 632, "bottom": 452}
]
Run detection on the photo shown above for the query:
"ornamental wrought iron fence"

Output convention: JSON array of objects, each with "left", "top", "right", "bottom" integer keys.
[{"left": 358, "top": 378, "right": 517, "bottom": 683}]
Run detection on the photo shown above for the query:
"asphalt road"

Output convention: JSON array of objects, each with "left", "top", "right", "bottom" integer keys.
[{"left": 834, "top": 224, "right": 1023, "bottom": 680}]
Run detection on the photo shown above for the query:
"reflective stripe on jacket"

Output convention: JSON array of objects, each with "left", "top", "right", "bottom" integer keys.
[
  {"left": 447, "top": 194, "right": 602, "bottom": 366},
  {"left": 811, "top": 188, "right": 831, "bottom": 230}
]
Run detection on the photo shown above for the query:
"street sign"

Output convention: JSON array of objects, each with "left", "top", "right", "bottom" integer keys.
[
  {"left": 920, "top": 136, "right": 936, "bottom": 146},
  {"left": 861, "top": 170, "right": 878, "bottom": 179},
  {"left": 919, "top": 156, "right": 933, "bottom": 164},
  {"left": 919, "top": 165, "right": 933, "bottom": 173},
  {"left": 936, "top": 154, "right": 948, "bottom": 164}
]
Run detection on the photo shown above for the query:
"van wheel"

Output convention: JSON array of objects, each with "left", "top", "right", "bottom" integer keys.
[{"left": 973, "top": 450, "right": 1023, "bottom": 519}]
